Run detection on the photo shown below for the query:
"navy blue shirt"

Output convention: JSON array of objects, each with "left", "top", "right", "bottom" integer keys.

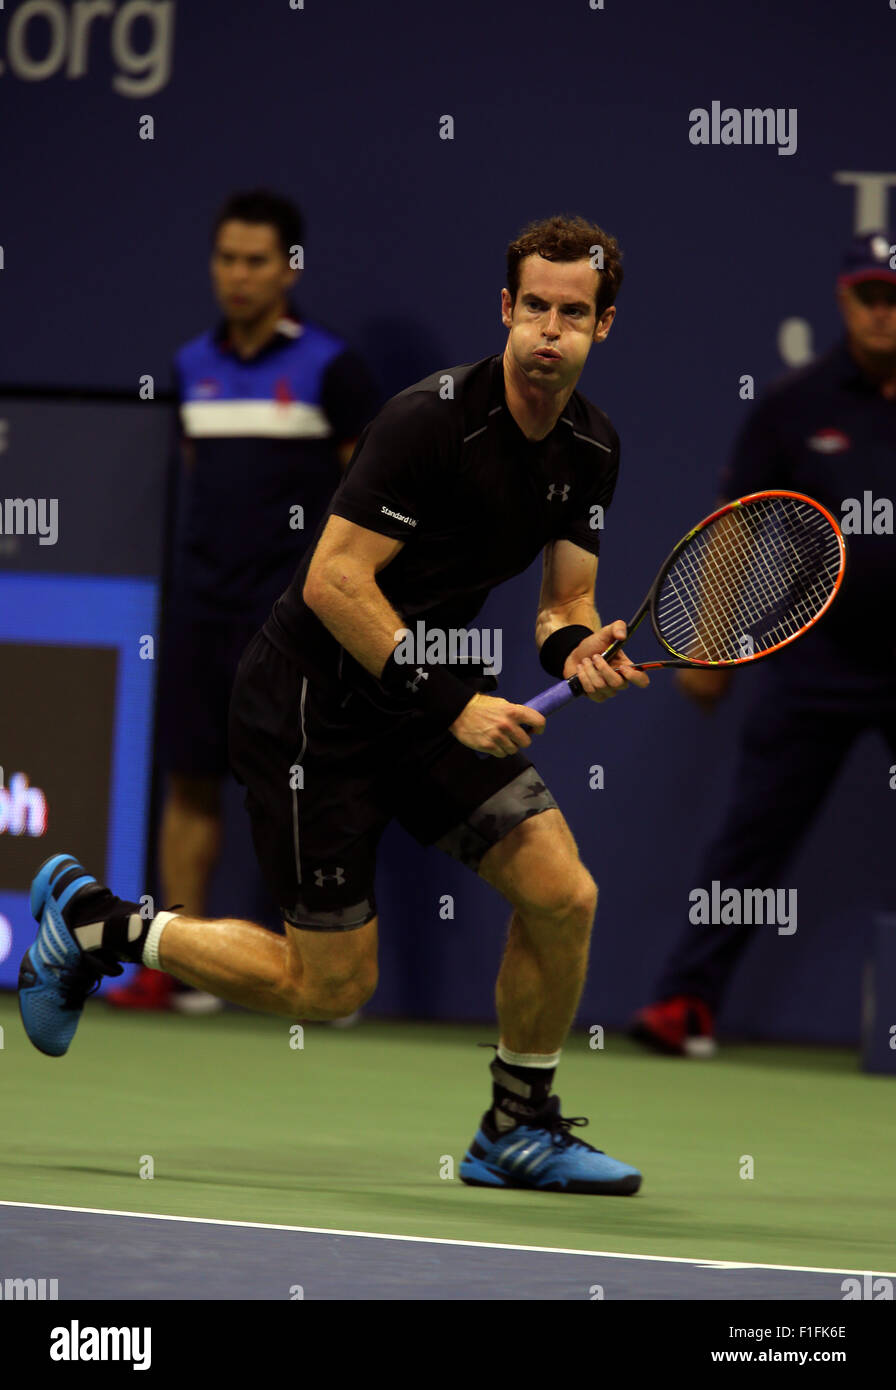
[
  {"left": 171, "top": 311, "right": 379, "bottom": 623},
  {"left": 721, "top": 340, "right": 896, "bottom": 683}
]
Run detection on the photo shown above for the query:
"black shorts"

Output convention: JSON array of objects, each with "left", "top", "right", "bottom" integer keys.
[{"left": 227, "top": 629, "right": 558, "bottom": 930}]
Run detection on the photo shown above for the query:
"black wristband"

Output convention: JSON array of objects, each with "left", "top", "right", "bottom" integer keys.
[
  {"left": 539, "top": 624, "right": 594, "bottom": 679},
  {"left": 380, "top": 648, "right": 475, "bottom": 728}
]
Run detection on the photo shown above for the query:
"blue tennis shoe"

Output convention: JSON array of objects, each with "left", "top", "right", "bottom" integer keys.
[
  {"left": 18, "top": 853, "right": 126, "bottom": 1058},
  {"left": 460, "top": 1095, "right": 642, "bottom": 1194}
]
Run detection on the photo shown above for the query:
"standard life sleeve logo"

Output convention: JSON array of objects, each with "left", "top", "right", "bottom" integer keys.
[{"left": 0, "top": 1, "right": 175, "bottom": 98}]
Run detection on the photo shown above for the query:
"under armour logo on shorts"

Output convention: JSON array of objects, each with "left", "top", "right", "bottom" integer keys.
[
  {"left": 546, "top": 483, "right": 570, "bottom": 502},
  {"left": 314, "top": 867, "right": 346, "bottom": 887},
  {"left": 406, "top": 667, "right": 429, "bottom": 694}
]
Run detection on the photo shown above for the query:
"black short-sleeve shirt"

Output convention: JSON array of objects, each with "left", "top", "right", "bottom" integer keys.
[{"left": 264, "top": 352, "right": 619, "bottom": 699}]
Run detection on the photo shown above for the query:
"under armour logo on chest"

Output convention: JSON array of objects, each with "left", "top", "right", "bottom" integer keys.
[
  {"left": 406, "top": 667, "right": 429, "bottom": 694},
  {"left": 314, "top": 867, "right": 346, "bottom": 887},
  {"left": 547, "top": 483, "right": 570, "bottom": 502}
]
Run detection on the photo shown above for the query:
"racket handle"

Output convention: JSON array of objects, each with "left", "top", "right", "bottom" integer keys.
[
  {"left": 524, "top": 675, "right": 584, "bottom": 718},
  {"left": 474, "top": 674, "right": 586, "bottom": 758}
]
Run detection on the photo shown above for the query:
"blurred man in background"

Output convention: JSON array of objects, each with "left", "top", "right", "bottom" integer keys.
[
  {"left": 108, "top": 189, "right": 380, "bottom": 1011},
  {"left": 630, "top": 232, "right": 896, "bottom": 1055}
]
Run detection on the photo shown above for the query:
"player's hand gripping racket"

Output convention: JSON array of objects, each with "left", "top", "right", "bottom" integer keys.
[{"left": 526, "top": 490, "right": 846, "bottom": 719}]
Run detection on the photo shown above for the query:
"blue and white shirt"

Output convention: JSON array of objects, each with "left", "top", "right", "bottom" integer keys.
[{"left": 171, "top": 310, "right": 380, "bottom": 621}]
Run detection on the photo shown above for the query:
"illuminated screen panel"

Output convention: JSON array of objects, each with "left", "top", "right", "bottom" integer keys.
[
  {"left": 0, "top": 641, "right": 117, "bottom": 890},
  {"left": 0, "top": 394, "right": 172, "bottom": 989},
  {"left": 0, "top": 577, "right": 159, "bottom": 986}
]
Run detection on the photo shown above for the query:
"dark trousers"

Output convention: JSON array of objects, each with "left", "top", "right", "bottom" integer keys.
[{"left": 654, "top": 678, "right": 896, "bottom": 1012}]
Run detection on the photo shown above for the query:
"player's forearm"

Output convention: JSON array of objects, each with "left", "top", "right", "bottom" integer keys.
[
  {"left": 535, "top": 598, "right": 601, "bottom": 649},
  {"left": 303, "top": 566, "right": 407, "bottom": 679}
]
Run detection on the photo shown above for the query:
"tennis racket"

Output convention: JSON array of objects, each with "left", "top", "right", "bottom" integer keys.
[{"left": 526, "top": 489, "right": 846, "bottom": 719}]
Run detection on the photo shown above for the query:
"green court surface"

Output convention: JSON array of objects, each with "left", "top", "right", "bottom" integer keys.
[{"left": 1, "top": 991, "right": 893, "bottom": 1275}]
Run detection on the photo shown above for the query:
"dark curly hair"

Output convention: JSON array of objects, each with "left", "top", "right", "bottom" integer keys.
[{"left": 506, "top": 215, "right": 623, "bottom": 318}]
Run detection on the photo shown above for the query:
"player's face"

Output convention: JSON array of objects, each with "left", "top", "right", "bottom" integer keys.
[
  {"left": 837, "top": 280, "right": 896, "bottom": 358},
  {"left": 210, "top": 221, "right": 297, "bottom": 324},
  {"left": 501, "top": 256, "right": 615, "bottom": 390}
]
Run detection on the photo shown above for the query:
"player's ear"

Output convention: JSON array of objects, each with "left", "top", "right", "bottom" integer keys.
[
  {"left": 594, "top": 305, "right": 616, "bottom": 342},
  {"left": 501, "top": 287, "right": 514, "bottom": 328}
]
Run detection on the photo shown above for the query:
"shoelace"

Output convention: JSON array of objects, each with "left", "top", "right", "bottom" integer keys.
[
  {"left": 57, "top": 954, "right": 123, "bottom": 1009},
  {"left": 538, "top": 1111, "right": 605, "bottom": 1154},
  {"left": 475, "top": 1046, "right": 607, "bottom": 1155}
]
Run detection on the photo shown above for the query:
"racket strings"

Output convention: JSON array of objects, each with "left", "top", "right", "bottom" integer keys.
[
  {"left": 663, "top": 512, "right": 830, "bottom": 658},
  {"left": 660, "top": 502, "right": 837, "bottom": 658},
  {"left": 655, "top": 496, "right": 842, "bottom": 663}
]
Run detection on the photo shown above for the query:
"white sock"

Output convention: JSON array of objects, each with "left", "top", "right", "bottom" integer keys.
[
  {"left": 141, "top": 910, "right": 181, "bottom": 971},
  {"left": 497, "top": 1042, "right": 562, "bottom": 1068}
]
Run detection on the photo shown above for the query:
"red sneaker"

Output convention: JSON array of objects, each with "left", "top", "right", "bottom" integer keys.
[
  {"left": 105, "top": 968, "right": 175, "bottom": 1011},
  {"left": 629, "top": 996, "right": 717, "bottom": 1057}
]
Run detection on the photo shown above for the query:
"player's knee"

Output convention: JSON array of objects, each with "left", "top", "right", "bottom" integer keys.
[
  {"left": 558, "top": 868, "right": 598, "bottom": 929},
  {"left": 303, "top": 960, "right": 378, "bottom": 1017},
  {"left": 519, "top": 864, "right": 597, "bottom": 927},
  {"left": 573, "top": 869, "right": 598, "bottom": 921}
]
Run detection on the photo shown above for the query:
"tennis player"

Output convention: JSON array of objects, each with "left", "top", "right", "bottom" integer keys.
[{"left": 20, "top": 215, "right": 649, "bottom": 1195}]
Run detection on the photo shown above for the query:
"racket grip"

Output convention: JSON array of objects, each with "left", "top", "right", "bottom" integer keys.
[{"left": 524, "top": 675, "right": 584, "bottom": 718}]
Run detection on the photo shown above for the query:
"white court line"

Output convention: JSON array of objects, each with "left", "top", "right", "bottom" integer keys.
[{"left": 1, "top": 1200, "right": 893, "bottom": 1278}]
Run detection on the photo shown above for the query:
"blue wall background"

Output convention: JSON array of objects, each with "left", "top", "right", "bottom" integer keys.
[{"left": 2, "top": 0, "right": 894, "bottom": 1041}]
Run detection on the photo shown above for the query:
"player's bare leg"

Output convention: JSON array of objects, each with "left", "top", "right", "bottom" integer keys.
[
  {"left": 479, "top": 807, "right": 595, "bottom": 1054},
  {"left": 20, "top": 846, "right": 379, "bottom": 1056},
  {"left": 460, "top": 807, "right": 639, "bottom": 1192},
  {"left": 157, "top": 912, "right": 379, "bottom": 1021}
]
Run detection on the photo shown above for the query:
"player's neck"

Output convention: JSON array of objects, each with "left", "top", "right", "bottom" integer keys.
[
  {"left": 502, "top": 348, "right": 574, "bottom": 441},
  {"left": 226, "top": 301, "right": 289, "bottom": 360}
]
